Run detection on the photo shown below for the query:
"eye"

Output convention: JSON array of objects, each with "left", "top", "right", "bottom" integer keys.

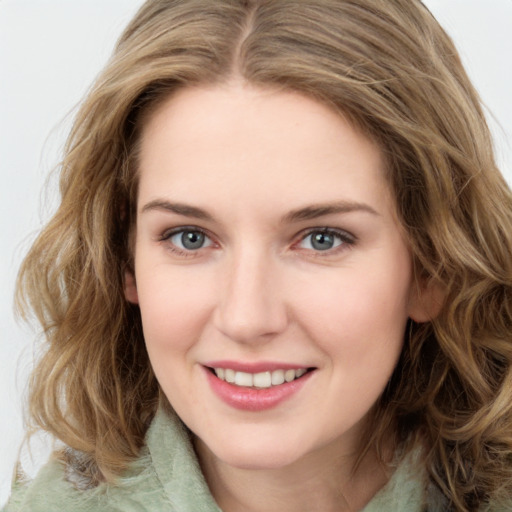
[
  {"left": 298, "top": 229, "right": 352, "bottom": 252},
  {"left": 166, "top": 228, "right": 213, "bottom": 251}
]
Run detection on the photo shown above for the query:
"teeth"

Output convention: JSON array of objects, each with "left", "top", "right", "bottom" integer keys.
[
  {"left": 235, "top": 371, "right": 253, "bottom": 387},
  {"left": 253, "top": 372, "right": 272, "bottom": 388},
  {"left": 213, "top": 368, "right": 309, "bottom": 388},
  {"left": 284, "top": 369, "right": 296, "bottom": 382},
  {"left": 271, "top": 369, "right": 285, "bottom": 386}
]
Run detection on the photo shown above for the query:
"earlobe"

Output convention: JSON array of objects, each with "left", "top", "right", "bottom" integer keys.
[
  {"left": 124, "top": 269, "right": 139, "bottom": 304},
  {"left": 408, "top": 277, "right": 445, "bottom": 323}
]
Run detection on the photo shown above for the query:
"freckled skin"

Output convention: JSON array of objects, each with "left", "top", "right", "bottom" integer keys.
[{"left": 126, "top": 83, "right": 429, "bottom": 508}]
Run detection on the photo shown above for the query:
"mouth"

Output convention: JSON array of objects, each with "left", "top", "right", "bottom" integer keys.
[
  {"left": 203, "top": 364, "right": 316, "bottom": 411},
  {"left": 206, "top": 367, "right": 315, "bottom": 389}
]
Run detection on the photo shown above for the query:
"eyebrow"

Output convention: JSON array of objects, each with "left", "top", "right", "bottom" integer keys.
[
  {"left": 140, "top": 199, "right": 379, "bottom": 223},
  {"left": 140, "top": 200, "right": 214, "bottom": 220},
  {"left": 281, "top": 201, "right": 379, "bottom": 223}
]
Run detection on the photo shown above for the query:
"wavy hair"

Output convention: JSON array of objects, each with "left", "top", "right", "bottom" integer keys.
[{"left": 16, "top": 0, "right": 512, "bottom": 509}]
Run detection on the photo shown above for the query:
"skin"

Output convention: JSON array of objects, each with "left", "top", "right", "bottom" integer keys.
[{"left": 125, "top": 81, "right": 432, "bottom": 511}]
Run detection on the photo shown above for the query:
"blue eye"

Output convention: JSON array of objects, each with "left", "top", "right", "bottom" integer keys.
[
  {"left": 168, "top": 229, "right": 212, "bottom": 251},
  {"left": 299, "top": 230, "right": 348, "bottom": 251}
]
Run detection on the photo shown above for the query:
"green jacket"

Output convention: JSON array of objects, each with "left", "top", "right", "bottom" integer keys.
[{"left": 3, "top": 408, "right": 443, "bottom": 511}]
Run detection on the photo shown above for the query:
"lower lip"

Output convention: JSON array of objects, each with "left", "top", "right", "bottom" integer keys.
[{"left": 204, "top": 367, "right": 314, "bottom": 412}]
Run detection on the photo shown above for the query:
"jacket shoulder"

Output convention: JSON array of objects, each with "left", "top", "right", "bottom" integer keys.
[
  {"left": 3, "top": 458, "right": 107, "bottom": 512},
  {"left": 3, "top": 450, "right": 172, "bottom": 512}
]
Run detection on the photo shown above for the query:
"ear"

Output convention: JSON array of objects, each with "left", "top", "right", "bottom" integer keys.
[
  {"left": 124, "top": 268, "right": 139, "bottom": 304},
  {"left": 408, "top": 276, "right": 444, "bottom": 323}
]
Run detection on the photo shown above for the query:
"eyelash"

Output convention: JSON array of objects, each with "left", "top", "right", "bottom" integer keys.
[
  {"left": 295, "top": 228, "right": 355, "bottom": 256},
  {"left": 158, "top": 226, "right": 356, "bottom": 258},
  {"left": 159, "top": 226, "right": 214, "bottom": 258}
]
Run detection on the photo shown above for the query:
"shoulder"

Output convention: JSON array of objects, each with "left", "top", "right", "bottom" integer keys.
[
  {"left": 4, "top": 457, "right": 107, "bottom": 512},
  {"left": 361, "top": 447, "right": 512, "bottom": 512},
  {"left": 3, "top": 408, "right": 221, "bottom": 512},
  {"left": 3, "top": 448, "right": 168, "bottom": 512}
]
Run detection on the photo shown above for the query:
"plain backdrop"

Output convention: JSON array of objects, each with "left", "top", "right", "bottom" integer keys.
[{"left": 1, "top": 0, "right": 511, "bottom": 506}]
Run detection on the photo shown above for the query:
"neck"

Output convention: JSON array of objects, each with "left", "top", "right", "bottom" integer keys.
[{"left": 194, "top": 437, "right": 391, "bottom": 512}]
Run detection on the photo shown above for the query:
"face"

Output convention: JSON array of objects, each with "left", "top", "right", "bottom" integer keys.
[{"left": 126, "top": 83, "right": 430, "bottom": 471}]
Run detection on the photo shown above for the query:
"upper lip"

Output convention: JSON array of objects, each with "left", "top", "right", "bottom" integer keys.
[{"left": 203, "top": 360, "right": 314, "bottom": 373}]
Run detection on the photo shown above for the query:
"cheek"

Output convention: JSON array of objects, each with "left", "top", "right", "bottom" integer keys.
[
  {"left": 297, "top": 267, "right": 410, "bottom": 421},
  {"left": 134, "top": 266, "right": 218, "bottom": 405},
  {"left": 135, "top": 264, "right": 217, "bottom": 352},
  {"left": 293, "top": 259, "right": 412, "bottom": 364}
]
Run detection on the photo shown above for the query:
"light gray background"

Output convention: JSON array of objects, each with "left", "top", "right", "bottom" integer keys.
[{"left": 1, "top": 0, "right": 511, "bottom": 506}]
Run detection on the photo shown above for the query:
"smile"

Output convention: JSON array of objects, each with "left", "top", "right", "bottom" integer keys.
[
  {"left": 213, "top": 368, "right": 308, "bottom": 388},
  {"left": 204, "top": 365, "right": 315, "bottom": 411}
]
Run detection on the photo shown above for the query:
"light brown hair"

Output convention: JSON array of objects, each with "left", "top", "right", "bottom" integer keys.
[{"left": 16, "top": 1, "right": 512, "bottom": 509}]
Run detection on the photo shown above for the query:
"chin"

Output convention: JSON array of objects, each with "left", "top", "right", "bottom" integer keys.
[{"left": 204, "top": 436, "right": 308, "bottom": 471}]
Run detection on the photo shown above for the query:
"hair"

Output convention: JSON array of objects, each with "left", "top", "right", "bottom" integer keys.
[{"left": 16, "top": 0, "right": 512, "bottom": 510}]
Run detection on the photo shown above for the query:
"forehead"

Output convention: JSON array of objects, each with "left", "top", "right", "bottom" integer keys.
[
  {"left": 139, "top": 83, "right": 379, "bottom": 158},
  {"left": 136, "top": 83, "right": 393, "bottom": 219}
]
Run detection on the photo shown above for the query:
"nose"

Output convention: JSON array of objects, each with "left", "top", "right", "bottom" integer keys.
[{"left": 213, "top": 248, "right": 289, "bottom": 344}]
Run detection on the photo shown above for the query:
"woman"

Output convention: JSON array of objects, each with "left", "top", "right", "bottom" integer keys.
[{"left": 5, "top": 0, "right": 512, "bottom": 510}]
